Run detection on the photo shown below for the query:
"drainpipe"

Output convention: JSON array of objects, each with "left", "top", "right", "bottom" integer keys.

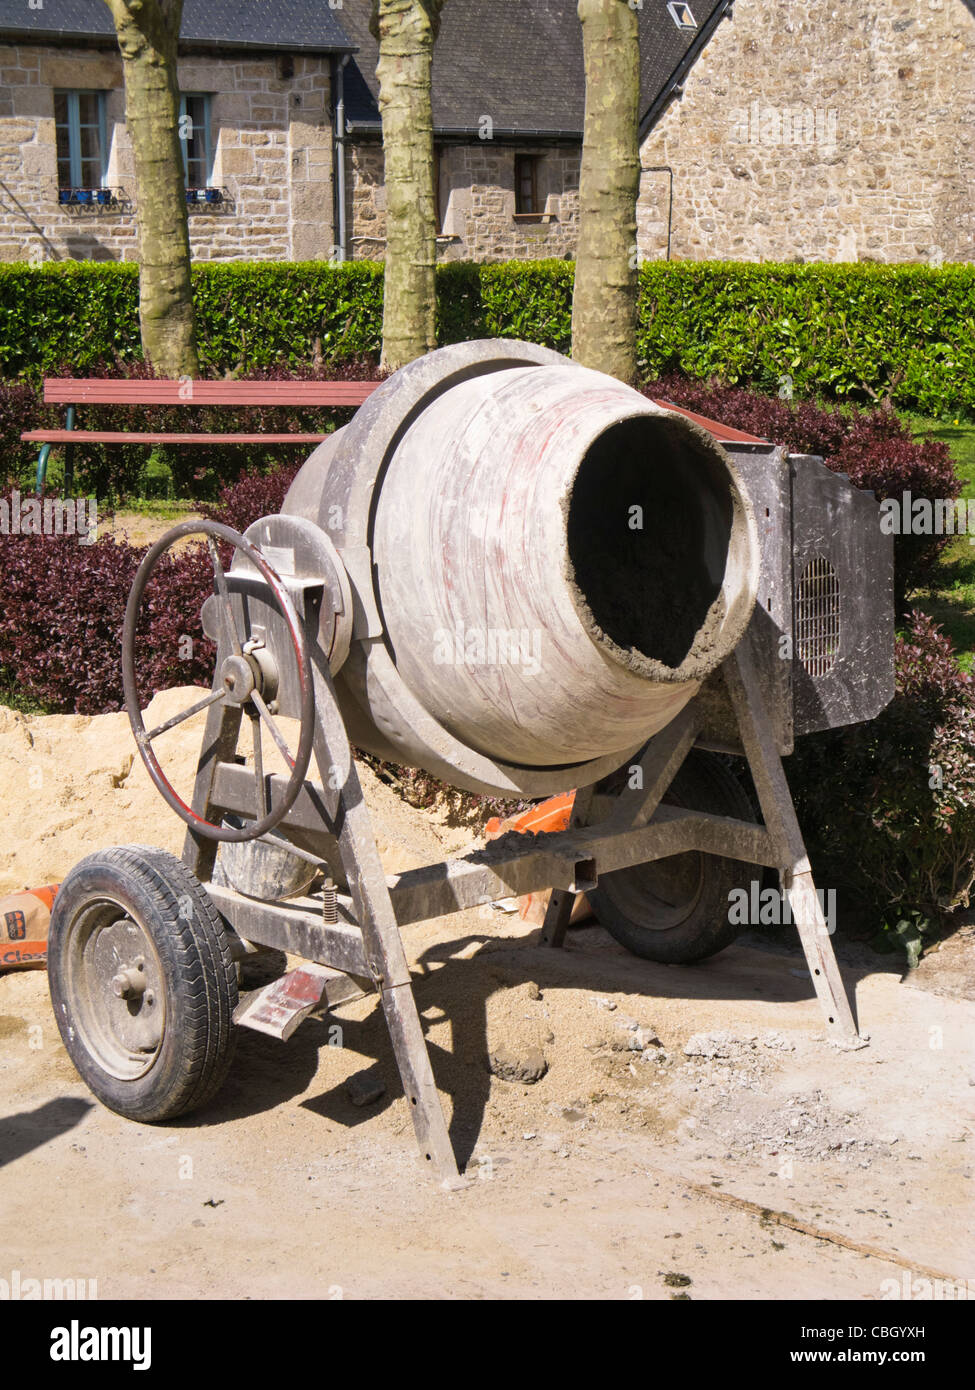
[{"left": 331, "top": 55, "right": 350, "bottom": 262}]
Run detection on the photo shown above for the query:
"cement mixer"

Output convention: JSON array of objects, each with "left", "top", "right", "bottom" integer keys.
[{"left": 46, "top": 340, "right": 894, "bottom": 1181}]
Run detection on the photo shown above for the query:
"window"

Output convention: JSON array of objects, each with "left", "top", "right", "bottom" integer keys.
[
  {"left": 667, "top": 2, "right": 698, "bottom": 30},
  {"left": 54, "top": 91, "right": 108, "bottom": 189},
  {"left": 434, "top": 145, "right": 447, "bottom": 231},
  {"left": 179, "top": 94, "right": 213, "bottom": 190},
  {"left": 514, "top": 154, "right": 539, "bottom": 215}
]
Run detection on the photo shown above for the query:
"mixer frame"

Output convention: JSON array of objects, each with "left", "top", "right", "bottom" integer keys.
[{"left": 173, "top": 528, "right": 864, "bottom": 1184}]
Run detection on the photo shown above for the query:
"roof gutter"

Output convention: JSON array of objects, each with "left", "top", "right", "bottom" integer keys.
[
  {"left": 640, "top": 0, "right": 735, "bottom": 139},
  {"left": 0, "top": 26, "right": 356, "bottom": 55}
]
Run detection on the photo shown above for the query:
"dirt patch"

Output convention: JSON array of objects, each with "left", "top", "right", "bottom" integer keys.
[
  {"left": 105, "top": 510, "right": 205, "bottom": 551},
  {"left": 906, "top": 922, "right": 975, "bottom": 1001}
]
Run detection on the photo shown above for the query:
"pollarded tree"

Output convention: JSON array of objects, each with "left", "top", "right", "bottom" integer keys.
[
  {"left": 371, "top": 0, "right": 445, "bottom": 372},
  {"left": 102, "top": 0, "right": 199, "bottom": 377},
  {"left": 571, "top": 0, "right": 641, "bottom": 384}
]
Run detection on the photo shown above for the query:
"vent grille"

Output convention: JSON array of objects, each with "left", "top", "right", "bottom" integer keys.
[{"left": 795, "top": 554, "right": 840, "bottom": 677}]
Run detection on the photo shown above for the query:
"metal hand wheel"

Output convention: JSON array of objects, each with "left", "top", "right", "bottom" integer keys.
[{"left": 121, "top": 519, "right": 315, "bottom": 843}]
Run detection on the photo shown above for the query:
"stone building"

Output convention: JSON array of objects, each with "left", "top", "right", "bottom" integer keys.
[
  {"left": 0, "top": 0, "right": 350, "bottom": 263},
  {"left": 0, "top": 0, "right": 972, "bottom": 268},
  {"left": 0, "top": 0, "right": 723, "bottom": 265},
  {"left": 335, "top": 0, "right": 731, "bottom": 263},
  {"left": 325, "top": 0, "right": 975, "bottom": 268},
  {"left": 637, "top": 0, "right": 975, "bottom": 266}
]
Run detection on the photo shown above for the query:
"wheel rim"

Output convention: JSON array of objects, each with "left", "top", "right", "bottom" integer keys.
[
  {"left": 602, "top": 851, "right": 706, "bottom": 932},
  {"left": 62, "top": 898, "right": 166, "bottom": 1081}
]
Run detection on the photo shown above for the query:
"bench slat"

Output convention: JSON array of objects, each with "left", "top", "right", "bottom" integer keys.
[
  {"left": 42, "top": 379, "right": 379, "bottom": 406},
  {"left": 22, "top": 431, "right": 329, "bottom": 445}
]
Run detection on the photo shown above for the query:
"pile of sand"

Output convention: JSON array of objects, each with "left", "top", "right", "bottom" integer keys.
[{"left": 0, "top": 685, "right": 474, "bottom": 896}]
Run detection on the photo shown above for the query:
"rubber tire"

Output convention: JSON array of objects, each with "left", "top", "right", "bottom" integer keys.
[
  {"left": 48, "top": 845, "right": 238, "bottom": 1122},
  {"left": 588, "top": 751, "right": 757, "bottom": 964}
]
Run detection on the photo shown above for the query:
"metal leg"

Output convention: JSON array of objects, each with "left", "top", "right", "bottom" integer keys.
[
  {"left": 34, "top": 443, "right": 52, "bottom": 497},
  {"left": 63, "top": 405, "right": 76, "bottom": 496},
  {"left": 723, "top": 641, "right": 863, "bottom": 1046},
  {"left": 380, "top": 983, "right": 460, "bottom": 1180},
  {"left": 607, "top": 703, "right": 698, "bottom": 830},
  {"left": 310, "top": 659, "right": 460, "bottom": 1181},
  {"left": 539, "top": 888, "right": 576, "bottom": 949},
  {"left": 540, "top": 785, "right": 595, "bottom": 948},
  {"left": 35, "top": 406, "right": 77, "bottom": 497},
  {"left": 540, "top": 707, "right": 701, "bottom": 950}
]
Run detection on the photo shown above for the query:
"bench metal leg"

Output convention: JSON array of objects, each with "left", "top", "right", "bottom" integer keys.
[
  {"left": 34, "top": 443, "right": 52, "bottom": 496},
  {"left": 34, "top": 405, "right": 76, "bottom": 496},
  {"left": 63, "top": 405, "right": 76, "bottom": 496}
]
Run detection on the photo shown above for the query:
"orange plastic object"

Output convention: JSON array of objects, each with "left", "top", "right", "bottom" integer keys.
[
  {"left": 0, "top": 884, "right": 60, "bottom": 970},
  {"left": 485, "top": 793, "right": 589, "bottom": 926},
  {"left": 485, "top": 790, "right": 576, "bottom": 839}
]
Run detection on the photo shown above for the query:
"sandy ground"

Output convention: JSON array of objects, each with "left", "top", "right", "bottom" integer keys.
[
  {"left": 107, "top": 510, "right": 205, "bottom": 550},
  {"left": 1, "top": 689, "right": 973, "bottom": 1300}
]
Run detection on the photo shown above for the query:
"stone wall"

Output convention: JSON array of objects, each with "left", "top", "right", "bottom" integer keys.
[
  {"left": 4, "top": 0, "right": 972, "bottom": 271},
  {"left": 0, "top": 44, "right": 334, "bottom": 264},
  {"left": 638, "top": 0, "right": 975, "bottom": 265},
  {"left": 348, "top": 141, "right": 581, "bottom": 262}
]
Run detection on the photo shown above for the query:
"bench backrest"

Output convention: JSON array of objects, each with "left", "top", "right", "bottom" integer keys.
[
  {"left": 41, "top": 378, "right": 765, "bottom": 444},
  {"left": 43, "top": 379, "right": 380, "bottom": 406}
]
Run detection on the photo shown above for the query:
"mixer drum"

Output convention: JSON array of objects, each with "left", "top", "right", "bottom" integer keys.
[{"left": 284, "top": 340, "right": 760, "bottom": 797}]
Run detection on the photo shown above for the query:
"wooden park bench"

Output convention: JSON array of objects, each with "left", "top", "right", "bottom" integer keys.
[
  {"left": 23, "top": 377, "right": 381, "bottom": 494},
  {"left": 23, "top": 375, "right": 764, "bottom": 496}
]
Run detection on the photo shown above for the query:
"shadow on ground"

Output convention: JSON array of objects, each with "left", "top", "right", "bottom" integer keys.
[
  {"left": 179, "top": 921, "right": 898, "bottom": 1172},
  {"left": 0, "top": 1096, "right": 93, "bottom": 1169}
]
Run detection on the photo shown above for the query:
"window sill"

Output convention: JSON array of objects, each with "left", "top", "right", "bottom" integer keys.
[{"left": 512, "top": 212, "right": 552, "bottom": 224}]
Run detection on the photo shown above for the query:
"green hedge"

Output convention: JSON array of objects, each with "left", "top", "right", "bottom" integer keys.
[
  {"left": 636, "top": 262, "right": 975, "bottom": 416},
  {"left": 1, "top": 259, "right": 973, "bottom": 414}
]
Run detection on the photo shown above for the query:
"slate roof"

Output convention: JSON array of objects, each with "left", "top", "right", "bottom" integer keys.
[
  {"left": 0, "top": 0, "right": 353, "bottom": 53},
  {"left": 0, "top": 0, "right": 731, "bottom": 136},
  {"left": 337, "top": 0, "right": 732, "bottom": 138}
]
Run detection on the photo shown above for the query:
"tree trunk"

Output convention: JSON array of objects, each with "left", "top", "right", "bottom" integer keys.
[
  {"left": 571, "top": 0, "right": 641, "bottom": 384},
  {"left": 104, "top": 0, "right": 198, "bottom": 377},
  {"left": 371, "top": 0, "right": 444, "bottom": 373}
]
